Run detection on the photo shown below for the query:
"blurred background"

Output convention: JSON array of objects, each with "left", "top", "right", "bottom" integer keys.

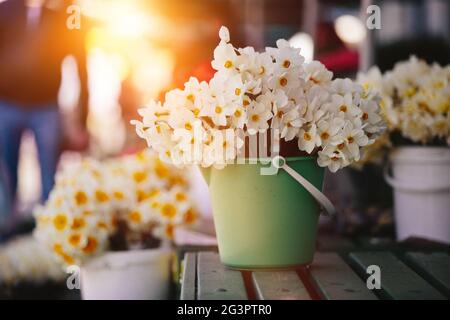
[{"left": 0, "top": 0, "right": 449, "bottom": 246}]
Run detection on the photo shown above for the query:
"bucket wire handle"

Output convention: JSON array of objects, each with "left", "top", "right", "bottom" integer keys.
[{"left": 272, "top": 156, "right": 336, "bottom": 217}]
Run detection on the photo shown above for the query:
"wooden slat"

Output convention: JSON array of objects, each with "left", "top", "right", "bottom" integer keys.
[
  {"left": 197, "top": 252, "right": 248, "bottom": 300},
  {"left": 349, "top": 252, "right": 445, "bottom": 300},
  {"left": 252, "top": 271, "right": 311, "bottom": 300},
  {"left": 180, "top": 252, "right": 197, "bottom": 300},
  {"left": 309, "top": 253, "right": 378, "bottom": 300},
  {"left": 404, "top": 252, "right": 450, "bottom": 297}
]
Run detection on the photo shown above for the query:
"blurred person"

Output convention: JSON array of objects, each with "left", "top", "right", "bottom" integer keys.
[{"left": 0, "top": 0, "right": 89, "bottom": 217}]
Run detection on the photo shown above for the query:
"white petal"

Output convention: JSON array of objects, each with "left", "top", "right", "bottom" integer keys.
[{"left": 219, "top": 26, "right": 230, "bottom": 42}]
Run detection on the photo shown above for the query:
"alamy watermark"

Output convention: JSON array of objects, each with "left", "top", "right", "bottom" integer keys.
[
  {"left": 366, "top": 5, "right": 381, "bottom": 30},
  {"left": 66, "top": 265, "right": 81, "bottom": 290},
  {"left": 66, "top": 4, "right": 81, "bottom": 30},
  {"left": 366, "top": 264, "right": 381, "bottom": 290}
]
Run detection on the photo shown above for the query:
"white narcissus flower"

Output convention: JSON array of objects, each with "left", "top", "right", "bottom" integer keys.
[
  {"left": 136, "top": 101, "right": 167, "bottom": 126},
  {"left": 317, "top": 117, "right": 345, "bottom": 146},
  {"left": 317, "top": 145, "right": 349, "bottom": 172},
  {"left": 328, "top": 92, "right": 362, "bottom": 120},
  {"left": 304, "top": 61, "right": 333, "bottom": 87},
  {"left": 280, "top": 107, "right": 304, "bottom": 141},
  {"left": 267, "top": 39, "right": 305, "bottom": 72},
  {"left": 168, "top": 108, "right": 197, "bottom": 131},
  {"left": 331, "top": 121, "right": 369, "bottom": 161},
  {"left": 246, "top": 101, "right": 273, "bottom": 135},
  {"left": 268, "top": 71, "right": 303, "bottom": 92},
  {"left": 212, "top": 41, "right": 238, "bottom": 73},
  {"left": 359, "top": 99, "right": 383, "bottom": 135},
  {"left": 298, "top": 124, "right": 320, "bottom": 153}
]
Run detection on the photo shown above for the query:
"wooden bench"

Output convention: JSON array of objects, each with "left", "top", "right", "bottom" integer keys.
[{"left": 179, "top": 250, "right": 450, "bottom": 300}]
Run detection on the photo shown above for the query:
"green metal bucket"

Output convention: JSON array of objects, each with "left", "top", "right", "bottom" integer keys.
[{"left": 201, "top": 157, "right": 325, "bottom": 269}]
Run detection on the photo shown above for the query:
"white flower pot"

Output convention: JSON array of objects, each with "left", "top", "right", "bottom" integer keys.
[
  {"left": 385, "top": 147, "right": 450, "bottom": 244},
  {"left": 81, "top": 248, "right": 172, "bottom": 300}
]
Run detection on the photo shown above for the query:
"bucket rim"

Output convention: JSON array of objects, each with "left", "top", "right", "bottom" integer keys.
[
  {"left": 390, "top": 146, "right": 450, "bottom": 164},
  {"left": 82, "top": 247, "right": 172, "bottom": 271}
]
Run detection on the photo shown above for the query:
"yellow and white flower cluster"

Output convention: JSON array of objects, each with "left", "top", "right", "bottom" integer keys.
[
  {"left": 33, "top": 150, "right": 198, "bottom": 267},
  {"left": 132, "top": 26, "right": 385, "bottom": 172},
  {"left": 359, "top": 56, "right": 450, "bottom": 145},
  {"left": 0, "top": 236, "right": 64, "bottom": 285}
]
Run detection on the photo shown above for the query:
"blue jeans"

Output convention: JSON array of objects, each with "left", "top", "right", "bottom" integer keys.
[{"left": 0, "top": 101, "right": 60, "bottom": 210}]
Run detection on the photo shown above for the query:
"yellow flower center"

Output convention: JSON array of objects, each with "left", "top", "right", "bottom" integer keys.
[
  {"left": 234, "top": 109, "right": 242, "bottom": 117},
  {"left": 53, "top": 243, "right": 63, "bottom": 255},
  {"left": 82, "top": 236, "right": 98, "bottom": 254},
  {"left": 186, "top": 94, "right": 195, "bottom": 102},
  {"left": 136, "top": 189, "right": 150, "bottom": 202},
  {"left": 95, "top": 190, "right": 109, "bottom": 203},
  {"left": 165, "top": 224, "right": 174, "bottom": 239},
  {"left": 62, "top": 253, "right": 75, "bottom": 265},
  {"left": 235, "top": 88, "right": 241, "bottom": 96},
  {"left": 337, "top": 143, "right": 345, "bottom": 150},
  {"left": 71, "top": 217, "right": 85, "bottom": 230},
  {"left": 68, "top": 233, "right": 81, "bottom": 247},
  {"left": 282, "top": 60, "right": 291, "bottom": 68},
  {"left": 279, "top": 77, "right": 288, "bottom": 87},
  {"left": 185, "top": 122, "right": 193, "bottom": 130},
  {"left": 151, "top": 201, "right": 160, "bottom": 209},
  {"left": 303, "top": 132, "right": 312, "bottom": 141},
  {"left": 193, "top": 108, "right": 200, "bottom": 116},
  {"left": 155, "top": 161, "right": 169, "bottom": 178},
  {"left": 224, "top": 60, "right": 233, "bottom": 68},
  {"left": 259, "top": 66, "right": 265, "bottom": 75},
  {"left": 148, "top": 188, "right": 160, "bottom": 198},
  {"left": 74, "top": 191, "right": 88, "bottom": 206},
  {"left": 251, "top": 114, "right": 260, "bottom": 122},
  {"left": 175, "top": 192, "right": 187, "bottom": 202},
  {"left": 243, "top": 99, "right": 250, "bottom": 107},
  {"left": 161, "top": 203, "right": 177, "bottom": 218},
  {"left": 340, "top": 105, "right": 347, "bottom": 113},
  {"left": 405, "top": 87, "right": 417, "bottom": 97},
  {"left": 183, "top": 208, "right": 197, "bottom": 224},
  {"left": 97, "top": 221, "right": 108, "bottom": 229},
  {"left": 347, "top": 136, "right": 354, "bottom": 144},
  {"left": 113, "top": 191, "right": 124, "bottom": 200},
  {"left": 128, "top": 211, "right": 142, "bottom": 223},
  {"left": 320, "top": 132, "right": 329, "bottom": 140},
  {"left": 53, "top": 214, "right": 68, "bottom": 231},
  {"left": 215, "top": 106, "right": 223, "bottom": 114},
  {"left": 133, "top": 171, "right": 147, "bottom": 183}
]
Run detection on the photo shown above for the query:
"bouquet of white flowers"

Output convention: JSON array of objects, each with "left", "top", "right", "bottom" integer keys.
[
  {"left": 132, "top": 26, "right": 385, "bottom": 172},
  {"left": 33, "top": 151, "right": 198, "bottom": 267},
  {"left": 357, "top": 56, "right": 450, "bottom": 163},
  {"left": 0, "top": 236, "right": 64, "bottom": 285}
]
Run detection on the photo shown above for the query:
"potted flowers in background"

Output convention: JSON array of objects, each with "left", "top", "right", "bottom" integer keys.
[
  {"left": 132, "top": 27, "right": 385, "bottom": 269},
  {"left": 358, "top": 56, "right": 450, "bottom": 244},
  {"left": 33, "top": 151, "right": 199, "bottom": 299},
  {"left": 0, "top": 236, "right": 66, "bottom": 299}
]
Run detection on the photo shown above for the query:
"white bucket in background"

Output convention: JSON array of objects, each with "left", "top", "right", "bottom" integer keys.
[
  {"left": 81, "top": 248, "right": 172, "bottom": 300},
  {"left": 385, "top": 147, "right": 450, "bottom": 244}
]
